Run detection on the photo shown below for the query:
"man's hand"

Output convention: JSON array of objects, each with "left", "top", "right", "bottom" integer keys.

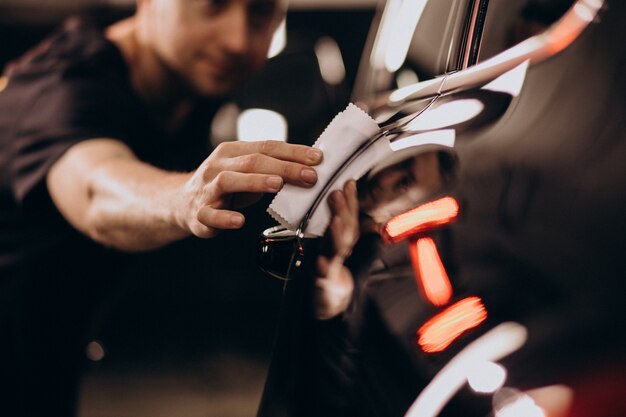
[
  {"left": 176, "top": 140, "right": 323, "bottom": 238},
  {"left": 47, "top": 138, "right": 322, "bottom": 251},
  {"left": 314, "top": 180, "right": 360, "bottom": 320}
]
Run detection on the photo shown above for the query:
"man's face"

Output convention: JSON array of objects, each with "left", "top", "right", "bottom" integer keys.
[
  {"left": 140, "top": 0, "right": 284, "bottom": 97},
  {"left": 360, "top": 152, "right": 445, "bottom": 225}
]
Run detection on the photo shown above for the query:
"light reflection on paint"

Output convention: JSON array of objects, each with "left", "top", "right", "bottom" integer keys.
[
  {"left": 405, "top": 99, "right": 484, "bottom": 131},
  {"left": 585, "top": 0, "right": 604, "bottom": 7},
  {"left": 389, "top": 129, "right": 455, "bottom": 152},
  {"left": 523, "top": 385, "right": 575, "bottom": 417},
  {"left": 495, "top": 393, "right": 546, "bottom": 417},
  {"left": 388, "top": 77, "right": 442, "bottom": 104},
  {"left": 315, "top": 36, "right": 346, "bottom": 86},
  {"left": 388, "top": 0, "right": 605, "bottom": 106},
  {"left": 411, "top": 238, "right": 453, "bottom": 306},
  {"left": 267, "top": 19, "right": 287, "bottom": 58},
  {"left": 210, "top": 102, "right": 240, "bottom": 146},
  {"left": 574, "top": 3, "right": 596, "bottom": 22},
  {"left": 384, "top": 196, "right": 459, "bottom": 242},
  {"left": 396, "top": 68, "right": 419, "bottom": 88},
  {"left": 467, "top": 361, "right": 507, "bottom": 394},
  {"left": 404, "top": 323, "right": 528, "bottom": 417},
  {"left": 384, "top": 0, "right": 430, "bottom": 72},
  {"left": 237, "top": 108, "right": 287, "bottom": 142},
  {"left": 542, "top": 0, "right": 604, "bottom": 57},
  {"left": 417, "top": 296, "right": 487, "bottom": 353},
  {"left": 370, "top": 0, "right": 403, "bottom": 70},
  {"left": 482, "top": 60, "right": 529, "bottom": 97}
]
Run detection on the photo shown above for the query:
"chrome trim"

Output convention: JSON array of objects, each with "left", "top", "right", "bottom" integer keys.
[
  {"left": 458, "top": 0, "right": 489, "bottom": 69},
  {"left": 389, "top": 0, "right": 605, "bottom": 105}
]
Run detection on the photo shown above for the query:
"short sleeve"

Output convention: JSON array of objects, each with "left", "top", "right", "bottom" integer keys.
[{"left": 2, "top": 29, "right": 138, "bottom": 207}]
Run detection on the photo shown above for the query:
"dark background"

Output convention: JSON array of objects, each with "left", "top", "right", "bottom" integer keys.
[{"left": 0, "top": 2, "right": 375, "bottom": 416}]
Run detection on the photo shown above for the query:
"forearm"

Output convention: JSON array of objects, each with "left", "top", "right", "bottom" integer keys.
[
  {"left": 47, "top": 139, "right": 191, "bottom": 252},
  {"left": 85, "top": 157, "right": 191, "bottom": 251}
]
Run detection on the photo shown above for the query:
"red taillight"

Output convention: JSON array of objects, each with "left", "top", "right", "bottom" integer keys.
[
  {"left": 418, "top": 297, "right": 487, "bottom": 353},
  {"left": 382, "top": 196, "right": 486, "bottom": 354},
  {"left": 410, "top": 237, "right": 453, "bottom": 306},
  {"left": 384, "top": 197, "right": 459, "bottom": 243}
]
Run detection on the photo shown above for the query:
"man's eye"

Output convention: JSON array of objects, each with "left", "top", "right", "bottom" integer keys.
[
  {"left": 202, "top": 0, "right": 229, "bottom": 15},
  {"left": 395, "top": 176, "right": 411, "bottom": 192}
]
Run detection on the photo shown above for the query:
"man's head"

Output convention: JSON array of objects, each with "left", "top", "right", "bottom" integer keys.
[
  {"left": 359, "top": 149, "right": 457, "bottom": 226},
  {"left": 135, "top": 0, "right": 286, "bottom": 97}
]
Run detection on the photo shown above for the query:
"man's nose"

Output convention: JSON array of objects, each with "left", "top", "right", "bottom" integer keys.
[{"left": 220, "top": 5, "right": 249, "bottom": 55}]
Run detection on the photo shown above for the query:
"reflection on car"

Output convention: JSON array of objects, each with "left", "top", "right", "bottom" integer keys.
[{"left": 258, "top": 1, "right": 626, "bottom": 417}]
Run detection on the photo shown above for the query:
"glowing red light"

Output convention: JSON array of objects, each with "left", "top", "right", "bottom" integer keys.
[
  {"left": 384, "top": 197, "right": 459, "bottom": 242},
  {"left": 418, "top": 297, "right": 487, "bottom": 353},
  {"left": 410, "top": 237, "right": 453, "bottom": 306}
]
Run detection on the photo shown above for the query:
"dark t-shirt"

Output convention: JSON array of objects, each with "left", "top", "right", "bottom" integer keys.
[
  {"left": 0, "top": 18, "right": 226, "bottom": 414},
  {"left": 0, "top": 17, "right": 221, "bottom": 278}
]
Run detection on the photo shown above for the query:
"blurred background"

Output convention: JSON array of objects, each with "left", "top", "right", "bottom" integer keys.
[{"left": 0, "top": 1, "right": 377, "bottom": 416}]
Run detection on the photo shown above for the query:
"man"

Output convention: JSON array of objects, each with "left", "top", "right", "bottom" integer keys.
[{"left": 0, "top": 0, "right": 323, "bottom": 415}]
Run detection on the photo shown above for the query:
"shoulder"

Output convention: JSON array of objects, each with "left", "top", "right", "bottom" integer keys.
[
  {"left": 5, "top": 16, "right": 126, "bottom": 80},
  {"left": 1, "top": 16, "right": 133, "bottom": 116},
  {"left": 0, "top": 16, "right": 140, "bottom": 141},
  {"left": 0, "top": 17, "right": 143, "bottom": 184}
]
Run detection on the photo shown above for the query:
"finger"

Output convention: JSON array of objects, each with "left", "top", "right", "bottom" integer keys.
[
  {"left": 329, "top": 182, "right": 358, "bottom": 215},
  {"left": 197, "top": 206, "right": 245, "bottom": 231},
  {"left": 344, "top": 180, "right": 359, "bottom": 214},
  {"left": 328, "top": 189, "right": 359, "bottom": 258},
  {"left": 329, "top": 189, "right": 356, "bottom": 231},
  {"left": 210, "top": 171, "right": 285, "bottom": 195},
  {"left": 214, "top": 140, "right": 323, "bottom": 165},
  {"left": 328, "top": 189, "right": 348, "bottom": 215},
  {"left": 227, "top": 153, "right": 318, "bottom": 187}
]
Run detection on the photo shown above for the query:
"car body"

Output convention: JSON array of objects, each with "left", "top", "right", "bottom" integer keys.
[{"left": 258, "top": 1, "right": 626, "bottom": 416}]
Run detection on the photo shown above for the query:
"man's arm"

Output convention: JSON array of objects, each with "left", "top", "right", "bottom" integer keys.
[{"left": 47, "top": 138, "right": 322, "bottom": 252}]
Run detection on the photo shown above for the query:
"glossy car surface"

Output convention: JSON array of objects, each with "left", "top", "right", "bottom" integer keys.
[{"left": 258, "top": 1, "right": 626, "bottom": 416}]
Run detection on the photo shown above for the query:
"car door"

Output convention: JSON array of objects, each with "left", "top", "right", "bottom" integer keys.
[{"left": 257, "top": 1, "right": 623, "bottom": 417}]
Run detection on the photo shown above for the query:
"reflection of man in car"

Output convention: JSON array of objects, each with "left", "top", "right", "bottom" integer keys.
[
  {"left": 360, "top": 149, "right": 456, "bottom": 226},
  {"left": 314, "top": 149, "right": 454, "bottom": 320}
]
